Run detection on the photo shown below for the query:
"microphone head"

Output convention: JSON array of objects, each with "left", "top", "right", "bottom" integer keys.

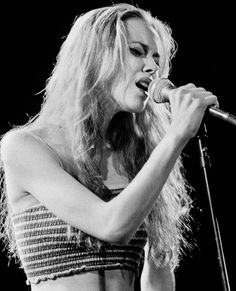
[{"left": 148, "top": 78, "right": 174, "bottom": 103}]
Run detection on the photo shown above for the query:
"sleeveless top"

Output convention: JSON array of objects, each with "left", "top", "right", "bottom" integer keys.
[{"left": 11, "top": 203, "right": 148, "bottom": 285}]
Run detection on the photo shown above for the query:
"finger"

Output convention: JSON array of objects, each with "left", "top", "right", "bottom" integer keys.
[
  {"left": 178, "top": 86, "right": 212, "bottom": 97},
  {"left": 179, "top": 83, "right": 196, "bottom": 90},
  {"left": 204, "top": 95, "right": 218, "bottom": 106}
]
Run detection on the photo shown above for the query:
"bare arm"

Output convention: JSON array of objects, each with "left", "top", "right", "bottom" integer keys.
[
  {"left": 98, "top": 83, "right": 218, "bottom": 243},
  {"left": 1, "top": 129, "right": 184, "bottom": 244},
  {"left": 1, "top": 84, "right": 217, "bottom": 245},
  {"left": 141, "top": 242, "right": 175, "bottom": 291}
]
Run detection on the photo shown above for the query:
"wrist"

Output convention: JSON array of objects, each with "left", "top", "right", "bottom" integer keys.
[
  {"left": 165, "top": 125, "right": 191, "bottom": 149},
  {"left": 155, "top": 128, "right": 189, "bottom": 156}
]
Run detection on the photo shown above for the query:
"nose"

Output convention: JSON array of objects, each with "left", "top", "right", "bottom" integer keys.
[{"left": 142, "top": 56, "right": 159, "bottom": 75}]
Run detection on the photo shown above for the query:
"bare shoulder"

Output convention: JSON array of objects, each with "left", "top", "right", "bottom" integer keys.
[
  {"left": 1, "top": 129, "right": 26, "bottom": 156},
  {"left": 1, "top": 129, "right": 60, "bottom": 167},
  {"left": 1, "top": 130, "right": 62, "bottom": 210}
]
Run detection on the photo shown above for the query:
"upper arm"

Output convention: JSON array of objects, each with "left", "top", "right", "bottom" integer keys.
[
  {"left": 141, "top": 241, "right": 175, "bottom": 291},
  {"left": 1, "top": 130, "right": 110, "bottom": 241}
]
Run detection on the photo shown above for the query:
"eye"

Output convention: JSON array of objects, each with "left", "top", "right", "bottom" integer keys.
[
  {"left": 153, "top": 56, "right": 160, "bottom": 66},
  {"left": 129, "top": 47, "right": 145, "bottom": 57}
]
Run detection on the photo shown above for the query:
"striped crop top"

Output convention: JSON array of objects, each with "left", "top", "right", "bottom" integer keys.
[{"left": 11, "top": 204, "right": 148, "bottom": 285}]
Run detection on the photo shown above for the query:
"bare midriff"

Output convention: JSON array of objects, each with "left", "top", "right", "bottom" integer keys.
[{"left": 31, "top": 269, "right": 135, "bottom": 291}]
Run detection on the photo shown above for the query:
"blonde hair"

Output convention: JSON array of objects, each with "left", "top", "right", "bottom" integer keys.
[{"left": 0, "top": 3, "right": 192, "bottom": 270}]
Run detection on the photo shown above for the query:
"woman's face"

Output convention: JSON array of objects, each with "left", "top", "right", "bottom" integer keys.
[{"left": 110, "top": 17, "right": 160, "bottom": 113}]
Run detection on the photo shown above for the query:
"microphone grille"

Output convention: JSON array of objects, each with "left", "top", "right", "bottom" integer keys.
[{"left": 148, "top": 78, "right": 174, "bottom": 103}]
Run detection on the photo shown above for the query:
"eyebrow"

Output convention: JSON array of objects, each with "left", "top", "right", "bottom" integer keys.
[{"left": 129, "top": 41, "right": 160, "bottom": 58}]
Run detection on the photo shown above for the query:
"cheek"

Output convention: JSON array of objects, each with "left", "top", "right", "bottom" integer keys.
[
  {"left": 110, "top": 82, "right": 126, "bottom": 109},
  {"left": 110, "top": 84, "right": 132, "bottom": 111},
  {"left": 111, "top": 75, "right": 130, "bottom": 102},
  {"left": 127, "top": 54, "right": 143, "bottom": 72},
  {"left": 110, "top": 57, "right": 143, "bottom": 105}
]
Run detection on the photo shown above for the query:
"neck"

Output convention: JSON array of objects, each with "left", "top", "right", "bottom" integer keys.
[{"left": 101, "top": 98, "right": 121, "bottom": 141}]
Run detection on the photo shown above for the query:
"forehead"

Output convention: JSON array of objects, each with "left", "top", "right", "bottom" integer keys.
[{"left": 124, "top": 17, "right": 158, "bottom": 50}]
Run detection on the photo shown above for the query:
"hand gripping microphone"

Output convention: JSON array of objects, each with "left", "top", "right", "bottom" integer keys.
[{"left": 148, "top": 78, "right": 236, "bottom": 126}]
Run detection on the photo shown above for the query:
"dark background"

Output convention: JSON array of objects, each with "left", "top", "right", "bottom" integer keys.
[{"left": 1, "top": 1, "right": 235, "bottom": 290}]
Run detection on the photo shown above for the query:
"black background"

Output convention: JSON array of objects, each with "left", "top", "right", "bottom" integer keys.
[{"left": 1, "top": 1, "right": 235, "bottom": 290}]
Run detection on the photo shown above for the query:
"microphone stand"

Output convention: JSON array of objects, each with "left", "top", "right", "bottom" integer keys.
[{"left": 196, "top": 123, "right": 231, "bottom": 291}]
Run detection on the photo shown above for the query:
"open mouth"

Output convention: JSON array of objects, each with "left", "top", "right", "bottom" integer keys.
[{"left": 135, "top": 78, "right": 151, "bottom": 94}]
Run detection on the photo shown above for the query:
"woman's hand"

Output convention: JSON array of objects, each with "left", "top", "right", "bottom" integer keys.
[{"left": 168, "top": 83, "right": 218, "bottom": 141}]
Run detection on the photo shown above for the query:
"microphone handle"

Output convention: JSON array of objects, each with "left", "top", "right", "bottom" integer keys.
[
  {"left": 208, "top": 107, "right": 236, "bottom": 126},
  {"left": 155, "top": 81, "right": 236, "bottom": 127}
]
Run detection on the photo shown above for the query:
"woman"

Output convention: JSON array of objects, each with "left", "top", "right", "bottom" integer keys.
[{"left": 0, "top": 3, "right": 218, "bottom": 291}]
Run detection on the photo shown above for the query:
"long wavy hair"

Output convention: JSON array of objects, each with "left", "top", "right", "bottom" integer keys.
[{"left": 0, "top": 3, "right": 192, "bottom": 270}]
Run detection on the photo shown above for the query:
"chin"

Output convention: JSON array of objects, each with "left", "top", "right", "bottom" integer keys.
[
  {"left": 121, "top": 94, "right": 149, "bottom": 113},
  {"left": 127, "top": 103, "right": 147, "bottom": 113},
  {"left": 133, "top": 106, "right": 146, "bottom": 113},
  {"left": 131, "top": 99, "right": 149, "bottom": 112}
]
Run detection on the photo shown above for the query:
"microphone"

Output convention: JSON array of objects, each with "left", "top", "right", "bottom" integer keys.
[{"left": 148, "top": 78, "right": 236, "bottom": 126}]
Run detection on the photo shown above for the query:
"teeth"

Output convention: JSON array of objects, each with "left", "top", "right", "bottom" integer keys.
[
  {"left": 136, "top": 81, "right": 148, "bottom": 91},
  {"left": 140, "top": 81, "right": 148, "bottom": 89}
]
